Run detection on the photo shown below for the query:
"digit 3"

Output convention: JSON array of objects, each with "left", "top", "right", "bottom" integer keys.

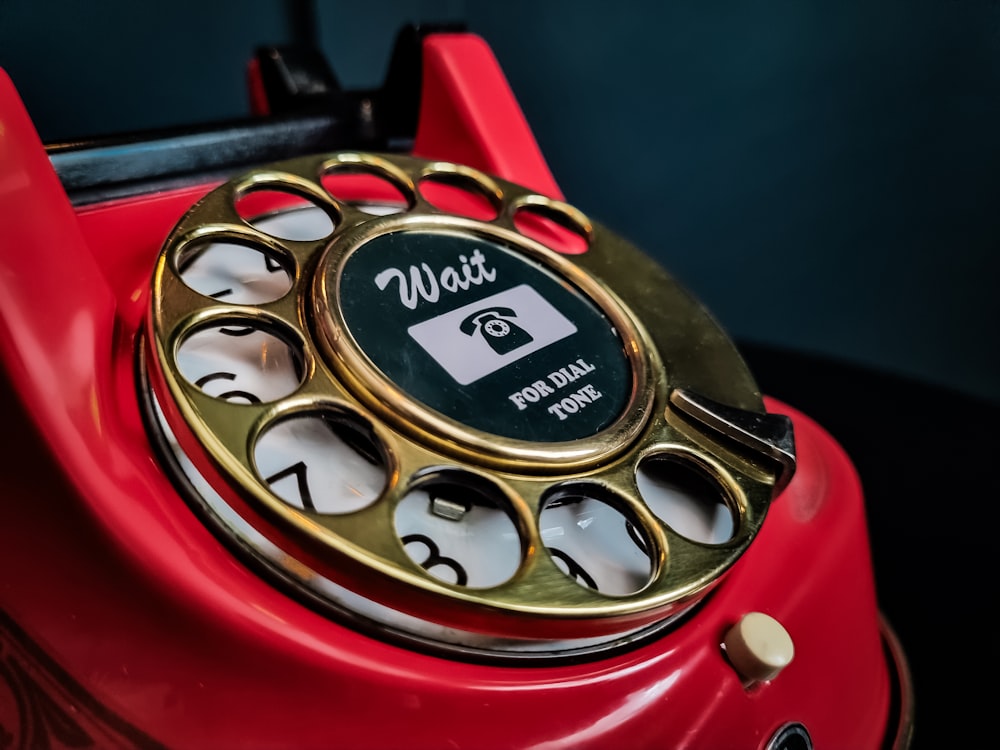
[{"left": 401, "top": 534, "right": 469, "bottom": 586}]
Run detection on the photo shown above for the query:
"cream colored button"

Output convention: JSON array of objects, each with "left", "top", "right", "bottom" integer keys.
[{"left": 723, "top": 612, "right": 794, "bottom": 683}]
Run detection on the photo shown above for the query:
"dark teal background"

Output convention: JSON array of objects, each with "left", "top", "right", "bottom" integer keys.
[{"left": 2, "top": 0, "right": 997, "bottom": 404}]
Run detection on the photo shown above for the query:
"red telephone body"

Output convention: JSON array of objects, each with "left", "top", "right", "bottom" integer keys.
[{"left": 0, "top": 32, "right": 911, "bottom": 749}]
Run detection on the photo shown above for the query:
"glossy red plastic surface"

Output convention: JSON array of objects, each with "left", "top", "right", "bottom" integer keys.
[
  {"left": 0, "top": 34, "right": 893, "bottom": 749},
  {"left": 412, "top": 34, "right": 564, "bottom": 200}
]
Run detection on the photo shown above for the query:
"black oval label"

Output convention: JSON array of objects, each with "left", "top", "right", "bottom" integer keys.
[{"left": 338, "top": 230, "right": 631, "bottom": 442}]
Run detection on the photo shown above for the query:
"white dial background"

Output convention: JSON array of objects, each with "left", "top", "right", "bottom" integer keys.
[
  {"left": 539, "top": 496, "right": 652, "bottom": 596},
  {"left": 394, "top": 488, "right": 522, "bottom": 588},
  {"left": 254, "top": 414, "right": 386, "bottom": 514},
  {"left": 244, "top": 203, "right": 334, "bottom": 241},
  {"left": 176, "top": 325, "right": 301, "bottom": 404},
  {"left": 636, "top": 460, "right": 734, "bottom": 544},
  {"left": 179, "top": 241, "right": 292, "bottom": 304}
]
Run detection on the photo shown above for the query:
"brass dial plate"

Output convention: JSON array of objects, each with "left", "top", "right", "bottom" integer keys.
[{"left": 142, "top": 152, "right": 787, "bottom": 653}]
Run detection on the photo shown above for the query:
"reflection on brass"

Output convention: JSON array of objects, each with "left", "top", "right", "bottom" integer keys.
[{"left": 143, "top": 152, "right": 790, "bottom": 649}]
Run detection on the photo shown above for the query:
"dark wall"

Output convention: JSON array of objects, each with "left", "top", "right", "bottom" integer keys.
[
  {"left": 468, "top": 1, "right": 1000, "bottom": 407},
  {"left": 2, "top": 0, "right": 997, "bottom": 404}
]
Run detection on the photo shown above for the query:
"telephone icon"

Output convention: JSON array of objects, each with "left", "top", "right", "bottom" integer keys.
[{"left": 459, "top": 306, "right": 534, "bottom": 354}]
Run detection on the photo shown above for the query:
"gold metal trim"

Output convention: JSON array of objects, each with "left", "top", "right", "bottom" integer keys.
[
  {"left": 312, "top": 212, "right": 655, "bottom": 469},
  {"left": 144, "top": 151, "right": 783, "bottom": 642}
]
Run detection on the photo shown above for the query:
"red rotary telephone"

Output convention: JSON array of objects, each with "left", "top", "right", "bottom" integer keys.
[{"left": 0, "top": 26, "right": 912, "bottom": 750}]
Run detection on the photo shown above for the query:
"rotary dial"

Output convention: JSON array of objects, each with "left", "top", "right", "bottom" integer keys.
[{"left": 141, "top": 152, "right": 794, "bottom": 660}]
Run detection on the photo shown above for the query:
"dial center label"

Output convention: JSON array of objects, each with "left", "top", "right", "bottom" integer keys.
[{"left": 337, "top": 230, "right": 631, "bottom": 442}]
